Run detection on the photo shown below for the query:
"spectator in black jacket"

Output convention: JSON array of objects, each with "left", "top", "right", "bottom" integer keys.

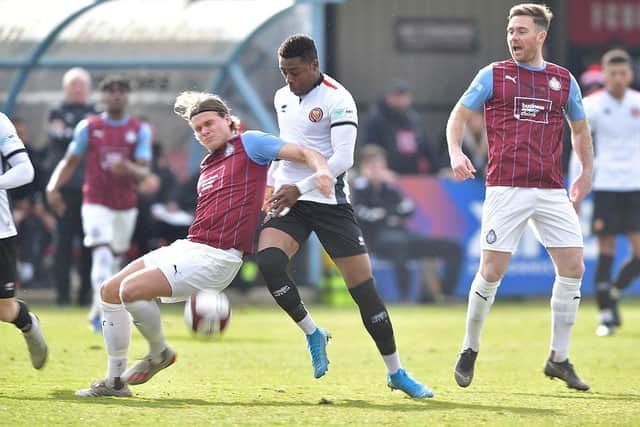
[
  {"left": 47, "top": 67, "right": 98, "bottom": 306},
  {"left": 352, "top": 145, "right": 463, "bottom": 301},
  {"left": 364, "top": 79, "right": 441, "bottom": 175}
]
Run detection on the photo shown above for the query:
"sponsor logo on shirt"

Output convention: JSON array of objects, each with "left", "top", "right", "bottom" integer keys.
[
  {"left": 198, "top": 165, "right": 225, "bottom": 195},
  {"left": 513, "top": 96, "right": 552, "bottom": 124},
  {"left": 505, "top": 75, "right": 517, "bottom": 84},
  {"left": 332, "top": 107, "right": 355, "bottom": 120},
  {"left": 308, "top": 107, "right": 323, "bottom": 122}
]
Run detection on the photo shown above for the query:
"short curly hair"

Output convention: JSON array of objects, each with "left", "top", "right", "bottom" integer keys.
[{"left": 278, "top": 34, "right": 318, "bottom": 62}]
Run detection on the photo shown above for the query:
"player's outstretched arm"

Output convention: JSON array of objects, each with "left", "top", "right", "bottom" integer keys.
[
  {"left": 283, "top": 123, "right": 356, "bottom": 200},
  {"left": 267, "top": 144, "right": 333, "bottom": 217},
  {"left": 262, "top": 162, "right": 279, "bottom": 212},
  {"left": 446, "top": 102, "right": 477, "bottom": 181},
  {"left": 46, "top": 154, "right": 81, "bottom": 216},
  {"left": 568, "top": 118, "right": 593, "bottom": 203}
]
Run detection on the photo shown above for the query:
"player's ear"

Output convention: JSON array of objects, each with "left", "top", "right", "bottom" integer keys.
[
  {"left": 536, "top": 29, "right": 547, "bottom": 44},
  {"left": 310, "top": 58, "right": 319, "bottom": 71}
]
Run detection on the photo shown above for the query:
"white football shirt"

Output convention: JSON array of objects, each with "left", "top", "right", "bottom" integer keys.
[
  {"left": 0, "top": 113, "right": 27, "bottom": 238},
  {"left": 583, "top": 89, "right": 640, "bottom": 191},
  {"left": 273, "top": 74, "right": 358, "bottom": 204}
]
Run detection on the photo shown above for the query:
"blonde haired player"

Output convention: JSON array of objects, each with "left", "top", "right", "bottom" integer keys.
[{"left": 74, "top": 91, "right": 333, "bottom": 397}]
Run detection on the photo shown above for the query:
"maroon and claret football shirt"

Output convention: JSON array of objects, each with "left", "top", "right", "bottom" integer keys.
[
  {"left": 485, "top": 60, "right": 571, "bottom": 188},
  {"left": 187, "top": 134, "right": 269, "bottom": 254}
]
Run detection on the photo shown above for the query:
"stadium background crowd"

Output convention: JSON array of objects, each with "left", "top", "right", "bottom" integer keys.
[{"left": 2, "top": 0, "right": 639, "bottom": 306}]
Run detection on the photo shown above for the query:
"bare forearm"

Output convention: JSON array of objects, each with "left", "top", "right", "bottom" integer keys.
[
  {"left": 46, "top": 157, "right": 77, "bottom": 192},
  {"left": 446, "top": 104, "right": 466, "bottom": 157},
  {"left": 572, "top": 129, "right": 593, "bottom": 176},
  {"left": 302, "top": 149, "right": 331, "bottom": 174}
]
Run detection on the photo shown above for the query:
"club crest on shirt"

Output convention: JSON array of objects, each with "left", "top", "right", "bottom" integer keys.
[
  {"left": 125, "top": 130, "right": 137, "bottom": 144},
  {"left": 548, "top": 76, "right": 561, "bottom": 91},
  {"left": 224, "top": 142, "right": 235, "bottom": 157},
  {"left": 308, "top": 107, "right": 323, "bottom": 122},
  {"left": 631, "top": 107, "right": 640, "bottom": 117},
  {"left": 486, "top": 229, "right": 497, "bottom": 244}
]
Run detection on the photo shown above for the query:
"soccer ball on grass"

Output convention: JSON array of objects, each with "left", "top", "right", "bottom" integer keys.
[{"left": 184, "top": 290, "right": 231, "bottom": 337}]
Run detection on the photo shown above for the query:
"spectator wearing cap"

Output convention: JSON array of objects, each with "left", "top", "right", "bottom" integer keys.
[
  {"left": 46, "top": 67, "right": 98, "bottom": 306},
  {"left": 364, "top": 79, "right": 442, "bottom": 175}
]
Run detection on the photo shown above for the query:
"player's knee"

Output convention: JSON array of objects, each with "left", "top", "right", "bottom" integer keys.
[
  {"left": 562, "top": 259, "right": 585, "bottom": 279},
  {"left": 479, "top": 267, "right": 503, "bottom": 283},
  {"left": 256, "top": 247, "right": 289, "bottom": 284},
  {"left": 101, "top": 277, "right": 122, "bottom": 304},
  {"left": 118, "top": 278, "right": 137, "bottom": 303}
]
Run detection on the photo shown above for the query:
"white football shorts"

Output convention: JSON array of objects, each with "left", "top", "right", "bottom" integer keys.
[
  {"left": 142, "top": 239, "right": 243, "bottom": 303},
  {"left": 480, "top": 186, "right": 583, "bottom": 253},
  {"left": 81, "top": 203, "right": 138, "bottom": 253}
]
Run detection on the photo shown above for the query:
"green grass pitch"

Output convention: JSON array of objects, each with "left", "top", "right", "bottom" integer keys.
[{"left": 1, "top": 299, "right": 639, "bottom": 426}]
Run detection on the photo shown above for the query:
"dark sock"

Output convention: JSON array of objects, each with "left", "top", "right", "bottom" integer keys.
[
  {"left": 11, "top": 300, "right": 33, "bottom": 332},
  {"left": 613, "top": 257, "right": 640, "bottom": 291},
  {"left": 257, "top": 248, "right": 308, "bottom": 322},
  {"left": 348, "top": 278, "right": 396, "bottom": 355},
  {"left": 595, "top": 254, "right": 614, "bottom": 311}
]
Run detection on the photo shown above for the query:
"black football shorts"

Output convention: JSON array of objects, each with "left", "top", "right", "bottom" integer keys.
[
  {"left": 262, "top": 201, "right": 368, "bottom": 258},
  {"left": 592, "top": 191, "right": 640, "bottom": 235}
]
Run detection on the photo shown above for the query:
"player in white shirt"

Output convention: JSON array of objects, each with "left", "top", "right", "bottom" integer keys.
[
  {"left": 580, "top": 49, "right": 640, "bottom": 336},
  {"left": 0, "top": 113, "right": 48, "bottom": 369},
  {"left": 256, "top": 34, "right": 433, "bottom": 399}
]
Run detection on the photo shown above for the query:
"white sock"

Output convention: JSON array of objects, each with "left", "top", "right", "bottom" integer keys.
[
  {"left": 124, "top": 299, "right": 167, "bottom": 363},
  {"left": 462, "top": 272, "right": 501, "bottom": 352},
  {"left": 101, "top": 301, "right": 131, "bottom": 382},
  {"left": 297, "top": 314, "right": 317, "bottom": 335},
  {"left": 550, "top": 275, "right": 581, "bottom": 362},
  {"left": 89, "top": 246, "right": 114, "bottom": 320},
  {"left": 382, "top": 351, "right": 402, "bottom": 374}
]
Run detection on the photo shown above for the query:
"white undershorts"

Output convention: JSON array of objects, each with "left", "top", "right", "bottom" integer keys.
[
  {"left": 81, "top": 203, "right": 138, "bottom": 253},
  {"left": 480, "top": 186, "right": 583, "bottom": 253},
  {"left": 142, "top": 239, "right": 243, "bottom": 303}
]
